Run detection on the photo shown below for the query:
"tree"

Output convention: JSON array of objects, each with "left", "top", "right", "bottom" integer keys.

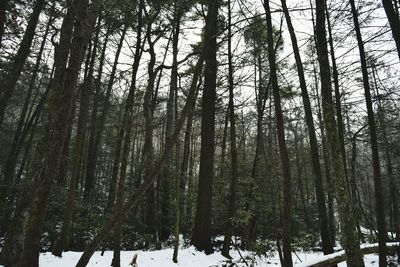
[
  {"left": 314, "top": 0, "right": 364, "bottom": 265},
  {"left": 349, "top": 0, "right": 387, "bottom": 264},
  {"left": 110, "top": 1, "right": 144, "bottom": 265},
  {"left": 192, "top": 0, "right": 218, "bottom": 254},
  {"left": 381, "top": 0, "right": 400, "bottom": 61},
  {"left": 280, "top": 0, "right": 334, "bottom": 255},
  {"left": 221, "top": 0, "right": 238, "bottom": 258},
  {"left": 263, "top": 1, "right": 293, "bottom": 266}
]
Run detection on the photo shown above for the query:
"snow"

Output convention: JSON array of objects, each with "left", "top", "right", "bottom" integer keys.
[
  {"left": 2, "top": 237, "right": 395, "bottom": 267},
  {"left": 0, "top": 245, "right": 385, "bottom": 267}
]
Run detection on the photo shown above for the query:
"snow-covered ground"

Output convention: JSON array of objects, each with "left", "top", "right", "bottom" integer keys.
[{"left": 18, "top": 246, "right": 381, "bottom": 267}]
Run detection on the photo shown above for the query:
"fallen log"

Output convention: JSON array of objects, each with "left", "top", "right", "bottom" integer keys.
[{"left": 301, "top": 243, "right": 399, "bottom": 267}]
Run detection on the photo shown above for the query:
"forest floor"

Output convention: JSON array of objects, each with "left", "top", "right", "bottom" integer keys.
[{"left": 23, "top": 246, "right": 383, "bottom": 267}]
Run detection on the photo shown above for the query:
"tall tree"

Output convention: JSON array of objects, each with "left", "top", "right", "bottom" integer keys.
[
  {"left": 161, "top": 1, "right": 183, "bottom": 243},
  {"left": 263, "top": 1, "right": 293, "bottom": 266},
  {"left": 221, "top": 0, "right": 238, "bottom": 258},
  {"left": 280, "top": 0, "right": 334, "bottom": 255},
  {"left": 0, "top": 3, "right": 54, "bottom": 233},
  {"left": 349, "top": 0, "right": 387, "bottom": 264},
  {"left": 192, "top": 0, "right": 218, "bottom": 254},
  {"left": 314, "top": 0, "right": 364, "bottom": 265},
  {"left": 13, "top": 1, "right": 101, "bottom": 266},
  {"left": 0, "top": 2, "right": 75, "bottom": 265},
  {"left": 110, "top": 1, "right": 144, "bottom": 266},
  {"left": 52, "top": 14, "right": 103, "bottom": 257}
]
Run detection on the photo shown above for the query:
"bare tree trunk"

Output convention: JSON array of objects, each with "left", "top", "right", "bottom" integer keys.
[
  {"left": 192, "top": 0, "right": 218, "bottom": 254},
  {"left": 0, "top": 0, "right": 45, "bottom": 128},
  {"left": 83, "top": 23, "right": 112, "bottom": 200},
  {"left": 349, "top": 1, "right": 387, "bottom": 265},
  {"left": 222, "top": 0, "right": 238, "bottom": 257},
  {"left": 325, "top": 5, "right": 350, "bottom": 194},
  {"left": 372, "top": 63, "right": 400, "bottom": 262},
  {"left": 161, "top": 6, "right": 181, "bottom": 242},
  {"left": 0, "top": 4, "right": 54, "bottom": 234},
  {"left": 14, "top": 1, "right": 101, "bottom": 266},
  {"left": 110, "top": 3, "right": 144, "bottom": 266},
  {"left": 0, "top": 3, "right": 75, "bottom": 265},
  {"left": 315, "top": 0, "right": 364, "bottom": 265},
  {"left": 381, "top": 0, "right": 400, "bottom": 61},
  {"left": 172, "top": 84, "right": 182, "bottom": 263},
  {"left": 0, "top": 0, "right": 6, "bottom": 47},
  {"left": 263, "top": 1, "right": 293, "bottom": 266},
  {"left": 106, "top": 6, "right": 144, "bottom": 212},
  {"left": 142, "top": 7, "right": 161, "bottom": 242},
  {"left": 281, "top": 0, "right": 334, "bottom": 254},
  {"left": 52, "top": 13, "right": 102, "bottom": 257}
]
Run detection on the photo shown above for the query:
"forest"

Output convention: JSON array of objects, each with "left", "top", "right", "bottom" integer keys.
[{"left": 0, "top": 0, "right": 400, "bottom": 266}]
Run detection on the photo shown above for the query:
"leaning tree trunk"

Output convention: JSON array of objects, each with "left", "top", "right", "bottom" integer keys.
[
  {"left": 75, "top": 41, "right": 206, "bottom": 267},
  {"left": 349, "top": 1, "right": 388, "bottom": 265},
  {"left": 0, "top": 3, "right": 54, "bottom": 234},
  {"left": 0, "top": 3, "right": 74, "bottom": 266},
  {"left": 0, "top": 0, "right": 45, "bottom": 128},
  {"left": 315, "top": 0, "right": 364, "bottom": 265},
  {"left": 280, "top": 0, "right": 334, "bottom": 254},
  {"left": 381, "top": 0, "right": 400, "bottom": 61}
]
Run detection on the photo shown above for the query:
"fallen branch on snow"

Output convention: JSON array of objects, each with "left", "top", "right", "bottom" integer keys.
[{"left": 299, "top": 243, "right": 399, "bottom": 267}]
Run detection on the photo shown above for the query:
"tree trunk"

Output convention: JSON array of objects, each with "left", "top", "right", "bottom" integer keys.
[
  {"left": 0, "top": 3, "right": 75, "bottom": 265},
  {"left": 14, "top": 1, "right": 101, "bottom": 266},
  {"left": 0, "top": 3, "right": 54, "bottom": 234},
  {"left": 349, "top": 1, "right": 387, "bottom": 265},
  {"left": 280, "top": 0, "right": 334, "bottom": 254},
  {"left": 325, "top": 5, "right": 350, "bottom": 195},
  {"left": 314, "top": 0, "right": 364, "bottom": 265},
  {"left": 142, "top": 7, "right": 160, "bottom": 241},
  {"left": 0, "top": 0, "right": 45, "bottom": 128},
  {"left": 0, "top": 0, "right": 6, "bottom": 47},
  {"left": 172, "top": 85, "right": 182, "bottom": 263},
  {"left": 106, "top": 6, "right": 144, "bottom": 212},
  {"left": 222, "top": 0, "right": 238, "bottom": 258},
  {"left": 110, "top": 3, "right": 144, "bottom": 266},
  {"left": 83, "top": 23, "right": 112, "bottom": 200},
  {"left": 52, "top": 13, "right": 102, "bottom": 257},
  {"left": 192, "top": 0, "right": 218, "bottom": 254},
  {"left": 161, "top": 7, "right": 181, "bottom": 242},
  {"left": 263, "top": 1, "right": 293, "bottom": 266},
  {"left": 381, "top": 0, "right": 400, "bottom": 61},
  {"left": 372, "top": 62, "right": 400, "bottom": 262}
]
